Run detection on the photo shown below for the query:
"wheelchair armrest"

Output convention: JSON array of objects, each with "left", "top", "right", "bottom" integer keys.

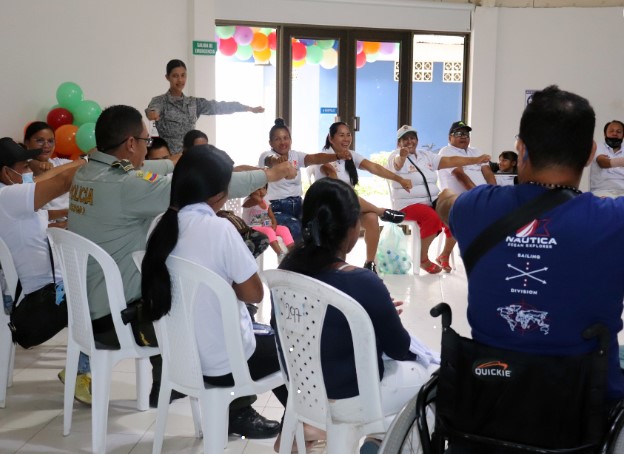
[{"left": 430, "top": 303, "right": 452, "bottom": 328}]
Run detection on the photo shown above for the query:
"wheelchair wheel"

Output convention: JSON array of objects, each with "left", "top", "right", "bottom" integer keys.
[{"left": 378, "top": 394, "right": 423, "bottom": 454}]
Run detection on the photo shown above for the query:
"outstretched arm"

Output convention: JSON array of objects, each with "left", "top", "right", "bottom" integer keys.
[
  {"left": 438, "top": 154, "right": 490, "bottom": 170},
  {"left": 359, "top": 159, "right": 412, "bottom": 192}
]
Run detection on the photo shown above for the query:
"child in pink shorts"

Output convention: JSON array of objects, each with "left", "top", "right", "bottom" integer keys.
[{"left": 242, "top": 186, "right": 294, "bottom": 260}]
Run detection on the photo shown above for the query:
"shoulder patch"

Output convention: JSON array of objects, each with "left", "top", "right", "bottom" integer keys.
[
  {"left": 111, "top": 159, "right": 134, "bottom": 173},
  {"left": 135, "top": 170, "right": 159, "bottom": 183}
]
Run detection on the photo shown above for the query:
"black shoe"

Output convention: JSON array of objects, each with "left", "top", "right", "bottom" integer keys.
[
  {"left": 149, "top": 384, "right": 186, "bottom": 408},
  {"left": 380, "top": 209, "right": 405, "bottom": 224},
  {"left": 364, "top": 261, "right": 378, "bottom": 274},
  {"left": 228, "top": 406, "right": 281, "bottom": 439}
]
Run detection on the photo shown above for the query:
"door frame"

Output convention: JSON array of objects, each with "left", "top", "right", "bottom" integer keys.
[{"left": 278, "top": 26, "right": 413, "bottom": 149}]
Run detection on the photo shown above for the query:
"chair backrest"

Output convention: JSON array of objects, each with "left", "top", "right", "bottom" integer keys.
[
  {"left": 263, "top": 269, "right": 384, "bottom": 428},
  {"left": 150, "top": 255, "right": 257, "bottom": 393},
  {"left": 224, "top": 198, "right": 243, "bottom": 217},
  {"left": 0, "top": 237, "right": 18, "bottom": 301},
  {"left": 431, "top": 303, "right": 609, "bottom": 452},
  {"left": 46, "top": 229, "right": 139, "bottom": 353}
]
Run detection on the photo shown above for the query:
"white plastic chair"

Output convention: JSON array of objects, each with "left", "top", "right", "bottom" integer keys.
[
  {"left": 132, "top": 252, "right": 283, "bottom": 454},
  {"left": 223, "top": 198, "right": 268, "bottom": 270},
  {"left": 46, "top": 229, "right": 159, "bottom": 454},
  {"left": 264, "top": 269, "right": 389, "bottom": 454},
  {"left": 385, "top": 180, "right": 422, "bottom": 274},
  {"left": 0, "top": 237, "right": 18, "bottom": 408}
]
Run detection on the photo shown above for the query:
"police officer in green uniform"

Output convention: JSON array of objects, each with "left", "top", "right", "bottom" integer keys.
[{"left": 69, "top": 105, "right": 295, "bottom": 437}]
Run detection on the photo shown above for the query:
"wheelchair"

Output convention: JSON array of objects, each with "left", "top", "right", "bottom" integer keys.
[{"left": 379, "top": 303, "right": 624, "bottom": 454}]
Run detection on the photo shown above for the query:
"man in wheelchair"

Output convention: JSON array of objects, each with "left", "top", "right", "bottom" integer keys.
[{"left": 431, "top": 86, "right": 624, "bottom": 453}]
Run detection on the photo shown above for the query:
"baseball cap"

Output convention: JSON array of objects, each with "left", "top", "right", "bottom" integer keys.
[
  {"left": 397, "top": 125, "right": 418, "bottom": 140},
  {"left": 449, "top": 121, "right": 472, "bottom": 134},
  {"left": 0, "top": 138, "right": 40, "bottom": 169}
]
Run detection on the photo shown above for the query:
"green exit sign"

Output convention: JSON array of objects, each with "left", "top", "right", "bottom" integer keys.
[{"left": 193, "top": 41, "right": 217, "bottom": 56}]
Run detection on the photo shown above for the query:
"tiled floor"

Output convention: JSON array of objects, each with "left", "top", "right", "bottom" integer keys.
[{"left": 1, "top": 234, "right": 474, "bottom": 453}]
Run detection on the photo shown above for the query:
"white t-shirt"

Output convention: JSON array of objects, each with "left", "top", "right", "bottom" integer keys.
[
  {"left": 494, "top": 173, "right": 516, "bottom": 187},
  {"left": 386, "top": 149, "right": 442, "bottom": 209},
  {"left": 311, "top": 150, "right": 366, "bottom": 185},
  {"left": 590, "top": 142, "right": 624, "bottom": 197},
  {"left": 42, "top": 157, "right": 72, "bottom": 211},
  {"left": 258, "top": 149, "right": 307, "bottom": 201},
  {"left": 170, "top": 202, "right": 258, "bottom": 377},
  {"left": 437, "top": 144, "right": 488, "bottom": 194},
  {"left": 0, "top": 183, "right": 61, "bottom": 294}
]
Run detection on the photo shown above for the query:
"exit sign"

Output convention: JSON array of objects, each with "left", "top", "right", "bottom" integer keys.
[{"left": 193, "top": 41, "right": 217, "bottom": 56}]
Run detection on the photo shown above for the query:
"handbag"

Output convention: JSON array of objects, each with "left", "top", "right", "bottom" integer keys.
[
  {"left": 8, "top": 241, "right": 68, "bottom": 349},
  {"left": 216, "top": 209, "right": 269, "bottom": 258}
]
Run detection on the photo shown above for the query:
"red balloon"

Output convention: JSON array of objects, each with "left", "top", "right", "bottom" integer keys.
[
  {"left": 219, "top": 38, "right": 238, "bottom": 57},
  {"left": 55, "top": 124, "right": 79, "bottom": 156},
  {"left": 356, "top": 52, "right": 366, "bottom": 69},
  {"left": 47, "top": 108, "right": 74, "bottom": 131},
  {"left": 268, "top": 32, "right": 277, "bottom": 51},
  {"left": 292, "top": 42, "right": 307, "bottom": 61}
]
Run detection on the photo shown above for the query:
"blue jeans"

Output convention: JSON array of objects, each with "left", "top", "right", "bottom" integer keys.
[{"left": 270, "top": 197, "right": 303, "bottom": 243}]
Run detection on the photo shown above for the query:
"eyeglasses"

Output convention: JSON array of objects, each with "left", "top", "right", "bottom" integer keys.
[
  {"left": 101, "top": 136, "right": 153, "bottom": 152},
  {"left": 134, "top": 136, "right": 153, "bottom": 147},
  {"left": 451, "top": 131, "right": 470, "bottom": 138},
  {"left": 34, "top": 138, "right": 55, "bottom": 146}
]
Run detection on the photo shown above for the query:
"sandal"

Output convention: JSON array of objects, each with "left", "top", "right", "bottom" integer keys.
[
  {"left": 380, "top": 209, "right": 405, "bottom": 224},
  {"left": 436, "top": 255, "right": 452, "bottom": 273},
  {"left": 420, "top": 259, "right": 442, "bottom": 274}
]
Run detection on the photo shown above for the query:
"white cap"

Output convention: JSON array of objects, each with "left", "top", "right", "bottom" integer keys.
[{"left": 397, "top": 125, "right": 417, "bottom": 140}]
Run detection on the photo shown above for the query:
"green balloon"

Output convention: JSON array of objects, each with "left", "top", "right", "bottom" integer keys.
[
  {"left": 76, "top": 122, "right": 96, "bottom": 153},
  {"left": 317, "top": 40, "right": 335, "bottom": 50},
  {"left": 260, "top": 28, "right": 273, "bottom": 35},
  {"left": 56, "top": 82, "right": 84, "bottom": 111},
  {"left": 235, "top": 44, "right": 253, "bottom": 61},
  {"left": 216, "top": 26, "right": 236, "bottom": 39},
  {"left": 73, "top": 100, "right": 102, "bottom": 126},
  {"left": 306, "top": 45, "right": 323, "bottom": 65}
]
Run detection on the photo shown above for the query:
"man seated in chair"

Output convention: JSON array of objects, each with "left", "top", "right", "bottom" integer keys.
[
  {"left": 437, "top": 86, "right": 624, "bottom": 415},
  {"left": 68, "top": 105, "right": 297, "bottom": 438},
  {"left": 0, "top": 138, "right": 92, "bottom": 404}
]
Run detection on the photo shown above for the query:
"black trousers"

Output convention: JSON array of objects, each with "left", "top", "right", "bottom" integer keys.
[{"left": 203, "top": 333, "right": 288, "bottom": 409}]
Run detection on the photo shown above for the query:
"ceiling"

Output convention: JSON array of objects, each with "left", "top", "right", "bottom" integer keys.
[{"left": 442, "top": 0, "right": 624, "bottom": 6}]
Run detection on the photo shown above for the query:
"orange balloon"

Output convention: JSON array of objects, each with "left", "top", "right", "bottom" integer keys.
[
  {"left": 362, "top": 41, "right": 381, "bottom": 54},
  {"left": 251, "top": 32, "right": 269, "bottom": 52},
  {"left": 253, "top": 48, "right": 271, "bottom": 63},
  {"left": 55, "top": 124, "right": 79, "bottom": 156}
]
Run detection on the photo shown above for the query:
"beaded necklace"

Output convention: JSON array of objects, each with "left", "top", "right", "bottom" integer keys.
[{"left": 526, "top": 181, "right": 582, "bottom": 195}]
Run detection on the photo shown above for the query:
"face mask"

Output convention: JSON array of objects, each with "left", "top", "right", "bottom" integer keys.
[
  {"left": 605, "top": 137, "right": 623, "bottom": 149},
  {"left": 21, "top": 172, "right": 34, "bottom": 184},
  {"left": 6, "top": 167, "right": 33, "bottom": 184}
]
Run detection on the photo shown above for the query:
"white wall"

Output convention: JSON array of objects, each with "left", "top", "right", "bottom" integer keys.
[
  {"left": 470, "top": 6, "right": 624, "bottom": 189},
  {"left": 0, "top": 1, "right": 189, "bottom": 139}
]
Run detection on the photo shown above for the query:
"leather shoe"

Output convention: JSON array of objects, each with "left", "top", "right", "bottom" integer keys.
[
  {"left": 228, "top": 406, "right": 281, "bottom": 439},
  {"left": 149, "top": 383, "right": 186, "bottom": 408}
]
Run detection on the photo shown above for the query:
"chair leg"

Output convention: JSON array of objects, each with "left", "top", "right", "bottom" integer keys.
[
  {"left": 8, "top": 342, "right": 15, "bottom": 387},
  {"left": 327, "top": 423, "right": 360, "bottom": 454},
  {"left": 189, "top": 396, "right": 203, "bottom": 438},
  {"left": 278, "top": 405, "right": 301, "bottom": 454},
  {"left": 63, "top": 342, "right": 81, "bottom": 436},
  {"left": 151, "top": 384, "right": 172, "bottom": 454},
  {"left": 90, "top": 354, "right": 113, "bottom": 454},
  {"left": 135, "top": 357, "right": 151, "bottom": 411},
  {"left": 201, "top": 395, "right": 229, "bottom": 454},
  {"left": 0, "top": 324, "right": 12, "bottom": 408}
]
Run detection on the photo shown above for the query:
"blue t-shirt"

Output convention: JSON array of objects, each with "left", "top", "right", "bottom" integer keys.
[
  {"left": 313, "top": 268, "right": 414, "bottom": 399},
  {"left": 450, "top": 184, "right": 624, "bottom": 399}
]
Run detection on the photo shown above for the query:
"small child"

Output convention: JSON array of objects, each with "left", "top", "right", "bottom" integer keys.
[{"left": 242, "top": 186, "right": 294, "bottom": 260}]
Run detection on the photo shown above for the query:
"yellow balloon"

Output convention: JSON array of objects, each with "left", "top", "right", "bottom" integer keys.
[
  {"left": 320, "top": 48, "right": 338, "bottom": 70},
  {"left": 293, "top": 58, "right": 306, "bottom": 68},
  {"left": 253, "top": 47, "right": 271, "bottom": 63}
]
